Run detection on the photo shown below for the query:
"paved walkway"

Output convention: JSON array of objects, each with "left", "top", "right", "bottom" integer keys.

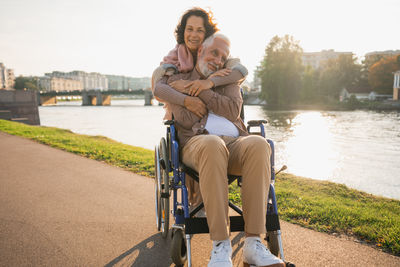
[{"left": 0, "top": 132, "right": 399, "bottom": 266}]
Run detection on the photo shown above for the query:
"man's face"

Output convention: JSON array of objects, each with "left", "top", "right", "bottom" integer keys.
[{"left": 197, "top": 38, "right": 230, "bottom": 77}]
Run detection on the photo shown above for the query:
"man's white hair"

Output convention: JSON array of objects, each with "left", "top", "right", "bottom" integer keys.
[{"left": 201, "top": 33, "right": 231, "bottom": 50}]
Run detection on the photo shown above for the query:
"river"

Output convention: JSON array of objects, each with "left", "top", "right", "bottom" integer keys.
[{"left": 39, "top": 99, "right": 400, "bottom": 200}]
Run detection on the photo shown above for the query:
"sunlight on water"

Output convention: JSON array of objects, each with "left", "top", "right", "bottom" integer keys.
[
  {"left": 285, "top": 112, "right": 339, "bottom": 180},
  {"left": 39, "top": 100, "right": 400, "bottom": 199},
  {"left": 244, "top": 107, "right": 400, "bottom": 199}
]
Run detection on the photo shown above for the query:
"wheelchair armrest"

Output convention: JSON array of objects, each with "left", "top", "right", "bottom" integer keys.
[
  {"left": 163, "top": 120, "right": 174, "bottom": 125},
  {"left": 247, "top": 120, "right": 267, "bottom": 127},
  {"left": 247, "top": 120, "right": 267, "bottom": 137}
]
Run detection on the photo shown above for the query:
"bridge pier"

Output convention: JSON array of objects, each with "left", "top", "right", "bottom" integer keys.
[
  {"left": 39, "top": 95, "right": 57, "bottom": 106},
  {"left": 82, "top": 91, "right": 111, "bottom": 106},
  {"left": 144, "top": 89, "right": 154, "bottom": 106}
]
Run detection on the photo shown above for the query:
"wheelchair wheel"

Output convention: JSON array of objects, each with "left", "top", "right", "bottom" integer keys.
[
  {"left": 154, "top": 146, "right": 161, "bottom": 231},
  {"left": 170, "top": 229, "right": 187, "bottom": 266},
  {"left": 266, "top": 231, "right": 280, "bottom": 257},
  {"left": 159, "top": 137, "right": 170, "bottom": 239}
]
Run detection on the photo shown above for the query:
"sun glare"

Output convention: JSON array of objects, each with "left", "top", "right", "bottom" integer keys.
[{"left": 284, "top": 112, "right": 338, "bottom": 180}]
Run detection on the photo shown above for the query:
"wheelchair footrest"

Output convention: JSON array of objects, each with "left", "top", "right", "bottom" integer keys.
[{"left": 185, "top": 216, "right": 244, "bottom": 234}]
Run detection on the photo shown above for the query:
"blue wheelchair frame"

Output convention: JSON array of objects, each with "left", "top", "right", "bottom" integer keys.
[{"left": 159, "top": 118, "right": 286, "bottom": 267}]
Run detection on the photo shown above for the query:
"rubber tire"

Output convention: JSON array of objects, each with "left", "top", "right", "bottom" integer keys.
[
  {"left": 266, "top": 231, "right": 280, "bottom": 257},
  {"left": 160, "top": 137, "right": 170, "bottom": 239},
  {"left": 154, "top": 146, "right": 161, "bottom": 231},
  {"left": 170, "top": 229, "right": 187, "bottom": 266}
]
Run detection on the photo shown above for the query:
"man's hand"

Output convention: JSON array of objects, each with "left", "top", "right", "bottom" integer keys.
[
  {"left": 185, "top": 79, "right": 214, "bottom": 96},
  {"left": 184, "top": 96, "right": 207, "bottom": 118},
  {"left": 209, "top": 68, "right": 232, "bottom": 78},
  {"left": 169, "top": 79, "right": 191, "bottom": 94}
]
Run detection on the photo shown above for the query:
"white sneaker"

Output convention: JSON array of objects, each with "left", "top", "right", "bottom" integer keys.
[
  {"left": 243, "top": 237, "right": 284, "bottom": 267},
  {"left": 208, "top": 240, "right": 233, "bottom": 267}
]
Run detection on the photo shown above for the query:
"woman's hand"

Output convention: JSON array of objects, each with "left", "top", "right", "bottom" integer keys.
[
  {"left": 209, "top": 68, "right": 232, "bottom": 78},
  {"left": 185, "top": 79, "right": 214, "bottom": 96},
  {"left": 169, "top": 79, "right": 192, "bottom": 94}
]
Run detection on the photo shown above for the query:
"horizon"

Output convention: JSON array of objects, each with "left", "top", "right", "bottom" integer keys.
[{"left": 1, "top": 0, "right": 399, "bottom": 82}]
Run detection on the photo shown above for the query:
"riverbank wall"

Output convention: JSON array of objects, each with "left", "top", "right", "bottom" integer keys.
[{"left": 0, "top": 90, "right": 40, "bottom": 125}]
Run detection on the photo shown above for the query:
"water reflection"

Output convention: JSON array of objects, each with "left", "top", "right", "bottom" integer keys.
[
  {"left": 285, "top": 112, "right": 338, "bottom": 180},
  {"left": 259, "top": 107, "right": 297, "bottom": 128},
  {"left": 39, "top": 101, "right": 400, "bottom": 199},
  {"left": 245, "top": 107, "right": 400, "bottom": 199}
]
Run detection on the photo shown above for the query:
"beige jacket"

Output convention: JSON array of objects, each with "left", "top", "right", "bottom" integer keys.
[{"left": 155, "top": 68, "right": 248, "bottom": 148}]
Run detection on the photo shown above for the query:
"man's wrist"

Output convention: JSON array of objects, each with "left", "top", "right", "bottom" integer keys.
[{"left": 183, "top": 95, "right": 190, "bottom": 107}]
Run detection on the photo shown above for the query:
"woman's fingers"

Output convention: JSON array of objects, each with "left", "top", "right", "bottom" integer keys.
[
  {"left": 189, "top": 85, "right": 198, "bottom": 96},
  {"left": 184, "top": 81, "right": 194, "bottom": 88}
]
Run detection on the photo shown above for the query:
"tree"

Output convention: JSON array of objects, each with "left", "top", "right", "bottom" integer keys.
[
  {"left": 368, "top": 56, "right": 400, "bottom": 94},
  {"left": 14, "top": 76, "right": 39, "bottom": 91},
  {"left": 318, "top": 55, "right": 362, "bottom": 100},
  {"left": 300, "top": 65, "right": 319, "bottom": 103},
  {"left": 258, "top": 35, "right": 303, "bottom": 107}
]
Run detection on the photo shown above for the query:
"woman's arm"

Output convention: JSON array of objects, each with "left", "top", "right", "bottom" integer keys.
[
  {"left": 208, "top": 58, "right": 248, "bottom": 87},
  {"left": 154, "top": 76, "right": 187, "bottom": 106},
  {"left": 154, "top": 76, "right": 207, "bottom": 118},
  {"left": 184, "top": 59, "right": 248, "bottom": 96}
]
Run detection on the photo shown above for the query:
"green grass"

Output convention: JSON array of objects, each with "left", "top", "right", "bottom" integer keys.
[
  {"left": 1, "top": 119, "right": 400, "bottom": 256},
  {"left": 0, "top": 119, "right": 154, "bottom": 177},
  {"left": 230, "top": 175, "right": 400, "bottom": 255}
]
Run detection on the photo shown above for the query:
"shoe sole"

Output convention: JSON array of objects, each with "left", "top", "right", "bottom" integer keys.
[{"left": 243, "top": 262, "right": 285, "bottom": 267}]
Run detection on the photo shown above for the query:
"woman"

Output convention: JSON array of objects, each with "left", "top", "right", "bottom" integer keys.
[
  {"left": 152, "top": 7, "right": 248, "bottom": 119},
  {"left": 152, "top": 7, "right": 248, "bottom": 215}
]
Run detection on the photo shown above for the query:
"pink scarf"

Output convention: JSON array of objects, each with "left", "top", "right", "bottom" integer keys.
[
  {"left": 162, "top": 44, "right": 194, "bottom": 73},
  {"left": 156, "top": 44, "right": 195, "bottom": 120}
]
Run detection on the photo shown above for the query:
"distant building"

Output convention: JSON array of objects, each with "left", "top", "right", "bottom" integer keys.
[
  {"left": 0, "top": 63, "right": 15, "bottom": 89},
  {"left": 365, "top": 50, "right": 400, "bottom": 62},
  {"left": 340, "top": 88, "right": 392, "bottom": 102},
  {"left": 302, "top": 49, "right": 353, "bottom": 69},
  {"left": 106, "top": 75, "right": 150, "bottom": 90},
  {"left": 394, "top": 70, "right": 400, "bottom": 101},
  {"left": 38, "top": 76, "right": 83, "bottom": 92},
  {"left": 44, "top": 71, "right": 108, "bottom": 90}
]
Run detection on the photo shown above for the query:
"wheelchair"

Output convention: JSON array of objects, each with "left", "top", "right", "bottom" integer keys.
[{"left": 154, "top": 108, "right": 289, "bottom": 267}]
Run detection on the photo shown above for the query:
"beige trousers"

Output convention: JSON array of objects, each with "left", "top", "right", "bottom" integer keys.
[{"left": 182, "top": 134, "right": 271, "bottom": 241}]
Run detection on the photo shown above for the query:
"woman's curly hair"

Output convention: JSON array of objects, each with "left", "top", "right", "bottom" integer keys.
[{"left": 175, "top": 7, "right": 218, "bottom": 44}]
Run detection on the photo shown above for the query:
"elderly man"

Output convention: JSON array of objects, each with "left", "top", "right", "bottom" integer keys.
[{"left": 154, "top": 33, "right": 284, "bottom": 267}]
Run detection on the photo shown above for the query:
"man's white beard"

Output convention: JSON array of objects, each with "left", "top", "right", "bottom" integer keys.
[{"left": 198, "top": 60, "right": 218, "bottom": 77}]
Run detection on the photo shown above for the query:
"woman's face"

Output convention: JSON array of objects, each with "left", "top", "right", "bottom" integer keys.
[{"left": 184, "top": 15, "right": 206, "bottom": 53}]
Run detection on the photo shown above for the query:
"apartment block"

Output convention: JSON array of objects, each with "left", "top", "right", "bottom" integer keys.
[
  {"left": 38, "top": 76, "right": 83, "bottom": 92},
  {"left": 302, "top": 49, "right": 353, "bottom": 69},
  {"left": 106, "top": 75, "right": 150, "bottom": 90},
  {"left": 365, "top": 50, "right": 400, "bottom": 62},
  {"left": 0, "top": 63, "right": 15, "bottom": 89},
  {"left": 44, "top": 70, "right": 108, "bottom": 90}
]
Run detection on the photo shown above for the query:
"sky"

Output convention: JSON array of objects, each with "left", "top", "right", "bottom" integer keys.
[{"left": 1, "top": 0, "right": 399, "bottom": 82}]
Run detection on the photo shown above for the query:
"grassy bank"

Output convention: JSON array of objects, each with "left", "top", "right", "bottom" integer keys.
[
  {"left": 1, "top": 119, "right": 399, "bottom": 256},
  {"left": 230, "top": 177, "right": 400, "bottom": 255},
  {"left": 0, "top": 119, "right": 154, "bottom": 177}
]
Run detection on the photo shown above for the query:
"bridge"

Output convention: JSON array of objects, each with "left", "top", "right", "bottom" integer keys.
[
  {"left": 38, "top": 89, "right": 154, "bottom": 106},
  {"left": 39, "top": 89, "right": 262, "bottom": 106}
]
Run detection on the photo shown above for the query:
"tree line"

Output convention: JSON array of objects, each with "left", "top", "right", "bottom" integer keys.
[{"left": 257, "top": 35, "right": 400, "bottom": 108}]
